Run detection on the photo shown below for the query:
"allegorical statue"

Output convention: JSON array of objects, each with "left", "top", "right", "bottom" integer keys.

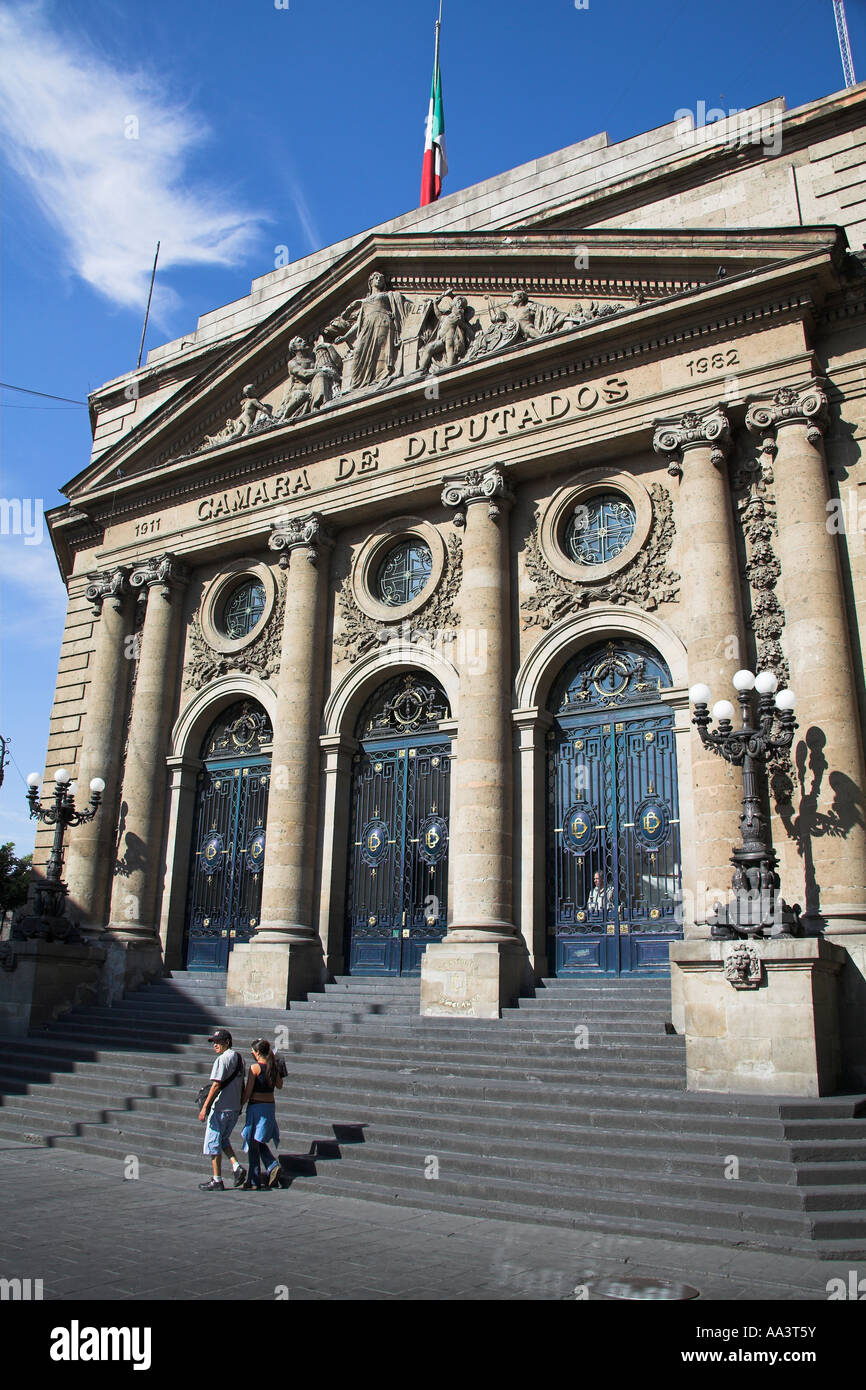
[
  {"left": 203, "top": 384, "right": 273, "bottom": 448},
  {"left": 336, "top": 270, "right": 412, "bottom": 390},
  {"left": 418, "top": 291, "right": 471, "bottom": 373},
  {"left": 311, "top": 330, "right": 344, "bottom": 406},
  {"left": 465, "top": 289, "right": 571, "bottom": 362}
]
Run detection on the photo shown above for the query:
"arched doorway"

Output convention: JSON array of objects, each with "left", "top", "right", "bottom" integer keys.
[
  {"left": 345, "top": 673, "right": 452, "bottom": 975},
  {"left": 547, "top": 640, "right": 682, "bottom": 975},
  {"left": 184, "top": 700, "right": 272, "bottom": 971}
]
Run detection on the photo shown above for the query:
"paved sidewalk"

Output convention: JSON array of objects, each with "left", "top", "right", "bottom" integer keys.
[{"left": 0, "top": 1143, "right": 857, "bottom": 1301}]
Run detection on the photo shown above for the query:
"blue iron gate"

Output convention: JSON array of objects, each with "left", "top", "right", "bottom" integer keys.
[
  {"left": 345, "top": 674, "right": 451, "bottom": 975},
  {"left": 548, "top": 641, "right": 682, "bottom": 975},
  {"left": 185, "top": 702, "right": 272, "bottom": 972}
]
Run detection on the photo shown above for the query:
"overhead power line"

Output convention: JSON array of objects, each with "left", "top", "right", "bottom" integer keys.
[{"left": 0, "top": 382, "right": 87, "bottom": 406}]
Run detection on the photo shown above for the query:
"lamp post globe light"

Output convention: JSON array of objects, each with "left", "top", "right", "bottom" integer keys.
[
  {"left": 689, "top": 671, "right": 800, "bottom": 939},
  {"left": 11, "top": 772, "right": 106, "bottom": 942}
]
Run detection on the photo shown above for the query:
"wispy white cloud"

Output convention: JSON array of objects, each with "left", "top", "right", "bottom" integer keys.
[
  {"left": 0, "top": 2, "right": 268, "bottom": 317},
  {"left": 290, "top": 180, "right": 322, "bottom": 256},
  {"left": 0, "top": 533, "right": 67, "bottom": 649}
]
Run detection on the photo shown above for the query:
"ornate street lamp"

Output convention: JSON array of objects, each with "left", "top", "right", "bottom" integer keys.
[
  {"left": 11, "top": 769, "right": 105, "bottom": 941},
  {"left": 689, "top": 670, "right": 801, "bottom": 939}
]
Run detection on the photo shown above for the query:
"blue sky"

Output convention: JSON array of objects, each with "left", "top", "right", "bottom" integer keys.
[{"left": 1, "top": 0, "right": 864, "bottom": 852}]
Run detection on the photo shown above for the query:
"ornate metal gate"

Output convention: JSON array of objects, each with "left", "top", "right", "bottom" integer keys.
[
  {"left": 345, "top": 674, "right": 451, "bottom": 975},
  {"left": 185, "top": 702, "right": 272, "bottom": 971},
  {"left": 548, "top": 641, "right": 682, "bottom": 975}
]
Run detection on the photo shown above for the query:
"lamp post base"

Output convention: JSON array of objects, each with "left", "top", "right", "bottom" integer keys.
[{"left": 707, "top": 844, "right": 802, "bottom": 940}]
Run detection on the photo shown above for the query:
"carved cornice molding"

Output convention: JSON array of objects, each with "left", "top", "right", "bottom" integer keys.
[
  {"left": 652, "top": 405, "right": 731, "bottom": 477},
  {"left": 84, "top": 565, "right": 132, "bottom": 617},
  {"left": 744, "top": 379, "right": 829, "bottom": 449},
  {"left": 390, "top": 274, "right": 696, "bottom": 298},
  {"left": 441, "top": 466, "right": 515, "bottom": 523},
  {"left": 129, "top": 552, "right": 190, "bottom": 599},
  {"left": 268, "top": 513, "right": 334, "bottom": 567}
]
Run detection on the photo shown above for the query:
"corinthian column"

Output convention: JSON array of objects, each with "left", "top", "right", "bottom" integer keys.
[
  {"left": 420, "top": 466, "right": 528, "bottom": 1018},
  {"left": 746, "top": 381, "right": 866, "bottom": 935},
  {"left": 226, "top": 515, "right": 332, "bottom": 1007},
  {"left": 653, "top": 406, "right": 747, "bottom": 916},
  {"left": 106, "top": 554, "right": 188, "bottom": 988},
  {"left": 65, "top": 566, "right": 133, "bottom": 936}
]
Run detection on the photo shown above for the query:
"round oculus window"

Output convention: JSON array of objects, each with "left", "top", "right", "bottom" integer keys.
[
  {"left": 376, "top": 540, "right": 433, "bottom": 607},
  {"left": 222, "top": 578, "right": 266, "bottom": 639},
  {"left": 566, "top": 494, "right": 636, "bottom": 567}
]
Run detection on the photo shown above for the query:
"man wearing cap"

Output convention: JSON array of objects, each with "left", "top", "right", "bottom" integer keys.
[{"left": 199, "top": 1029, "right": 246, "bottom": 1191}]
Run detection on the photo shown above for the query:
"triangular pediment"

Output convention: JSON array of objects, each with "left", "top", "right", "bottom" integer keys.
[{"left": 69, "top": 225, "right": 843, "bottom": 506}]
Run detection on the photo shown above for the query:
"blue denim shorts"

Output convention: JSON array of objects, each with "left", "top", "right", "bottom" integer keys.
[{"left": 203, "top": 1107, "right": 240, "bottom": 1156}]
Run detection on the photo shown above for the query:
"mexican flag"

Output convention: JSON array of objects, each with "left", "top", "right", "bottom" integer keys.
[{"left": 420, "top": 44, "right": 447, "bottom": 206}]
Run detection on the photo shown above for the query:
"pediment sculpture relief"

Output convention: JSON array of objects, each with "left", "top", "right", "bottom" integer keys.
[{"left": 192, "top": 271, "right": 630, "bottom": 455}]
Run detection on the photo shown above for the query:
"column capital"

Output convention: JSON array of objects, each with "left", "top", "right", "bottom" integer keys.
[
  {"left": 268, "top": 513, "right": 334, "bottom": 567},
  {"left": 84, "top": 565, "right": 132, "bottom": 617},
  {"left": 442, "top": 465, "right": 514, "bottom": 523},
  {"left": 745, "top": 379, "right": 829, "bottom": 450},
  {"left": 129, "top": 552, "right": 190, "bottom": 599},
  {"left": 652, "top": 405, "right": 731, "bottom": 477}
]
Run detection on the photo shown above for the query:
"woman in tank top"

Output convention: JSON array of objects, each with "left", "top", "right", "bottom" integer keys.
[{"left": 240, "top": 1038, "right": 283, "bottom": 1189}]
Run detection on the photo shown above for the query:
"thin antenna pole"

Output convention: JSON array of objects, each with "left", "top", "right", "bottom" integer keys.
[
  {"left": 833, "top": 0, "right": 857, "bottom": 88},
  {"left": 136, "top": 241, "right": 160, "bottom": 370}
]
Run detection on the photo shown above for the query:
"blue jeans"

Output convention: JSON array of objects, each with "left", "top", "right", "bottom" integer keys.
[{"left": 248, "top": 1139, "right": 276, "bottom": 1187}]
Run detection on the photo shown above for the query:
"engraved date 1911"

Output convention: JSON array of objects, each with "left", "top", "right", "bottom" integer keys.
[
  {"left": 134, "top": 518, "right": 160, "bottom": 538},
  {"left": 685, "top": 349, "right": 740, "bottom": 376}
]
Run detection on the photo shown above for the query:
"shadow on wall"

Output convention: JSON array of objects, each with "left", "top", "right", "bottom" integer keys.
[
  {"left": 772, "top": 726, "right": 866, "bottom": 926},
  {"left": 113, "top": 802, "right": 148, "bottom": 881}
]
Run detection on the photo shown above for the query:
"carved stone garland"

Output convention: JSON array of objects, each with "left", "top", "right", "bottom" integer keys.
[
  {"left": 732, "top": 439, "right": 790, "bottom": 689},
  {"left": 334, "top": 532, "right": 463, "bottom": 664},
  {"left": 521, "top": 482, "right": 679, "bottom": 629},
  {"left": 184, "top": 577, "right": 286, "bottom": 691}
]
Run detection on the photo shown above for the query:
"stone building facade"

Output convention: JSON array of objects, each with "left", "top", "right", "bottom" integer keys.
[{"left": 36, "top": 87, "right": 866, "bottom": 1085}]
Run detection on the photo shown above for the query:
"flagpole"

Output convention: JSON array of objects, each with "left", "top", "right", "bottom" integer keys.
[{"left": 434, "top": 2, "right": 442, "bottom": 73}]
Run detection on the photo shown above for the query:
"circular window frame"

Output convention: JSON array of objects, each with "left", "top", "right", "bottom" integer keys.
[
  {"left": 539, "top": 469, "right": 653, "bottom": 584},
  {"left": 351, "top": 517, "right": 447, "bottom": 623},
  {"left": 199, "top": 560, "right": 278, "bottom": 655}
]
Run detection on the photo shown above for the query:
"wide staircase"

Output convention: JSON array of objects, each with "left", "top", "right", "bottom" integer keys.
[{"left": 1, "top": 972, "right": 864, "bottom": 1258}]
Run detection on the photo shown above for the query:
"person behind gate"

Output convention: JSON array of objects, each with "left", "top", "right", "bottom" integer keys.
[
  {"left": 199, "top": 1029, "right": 246, "bottom": 1191},
  {"left": 240, "top": 1038, "right": 283, "bottom": 1189}
]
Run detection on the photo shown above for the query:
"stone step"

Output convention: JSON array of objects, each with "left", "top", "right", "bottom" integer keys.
[
  {"left": 8, "top": 1113, "right": 860, "bottom": 1251},
  {"left": 0, "top": 1064, "right": 799, "bottom": 1141},
  {"left": 81, "top": 1005, "right": 686, "bottom": 1053},
  {"left": 9, "top": 1098, "right": 862, "bottom": 1211},
  {"left": 6, "top": 1084, "right": 864, "bottom": 1185},
  {"left": 11, "top": 1042, "right": 689, "bottom": 1094}
]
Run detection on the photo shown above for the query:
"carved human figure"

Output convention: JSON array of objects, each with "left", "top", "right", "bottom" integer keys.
[
  {"left": 465, "top": 290, "right": 564, "bottom": 361},
  {"left": 337, "top": 271, "right": 412, "bottom": 390},
  {"left": 276, "top": 337, "right": 318, "bottom": 420},
  {"left": 503, "top": 289, "right": 565, "bottom": 340},
  {"left": 203, "top": 384, "right": 272, "bottom": 447},
  {"left": 311, "top": 333, "right": 343, "bottom": 406},
  {"left": 418, "top": 292, "right": 470, "bottom": 373}
]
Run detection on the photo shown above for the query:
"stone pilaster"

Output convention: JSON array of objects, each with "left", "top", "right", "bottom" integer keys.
[
  {"left": 653, "top": 405, "right": 747, "bottom": 910},
  {"left": 421, "top": 466, "right": 528, "bottom": 1017},
  {"left": 746, "top": 381, "right": 866, "bottom": 939},
  {"left": 105, "top": 554, "right": 189, "bottom": 991},
  {"left": 64, "top": 567, "right": 133, "bottom": 936},
  {"left": 226, "top": 515, "right": 332, "bottom": 1007}
]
